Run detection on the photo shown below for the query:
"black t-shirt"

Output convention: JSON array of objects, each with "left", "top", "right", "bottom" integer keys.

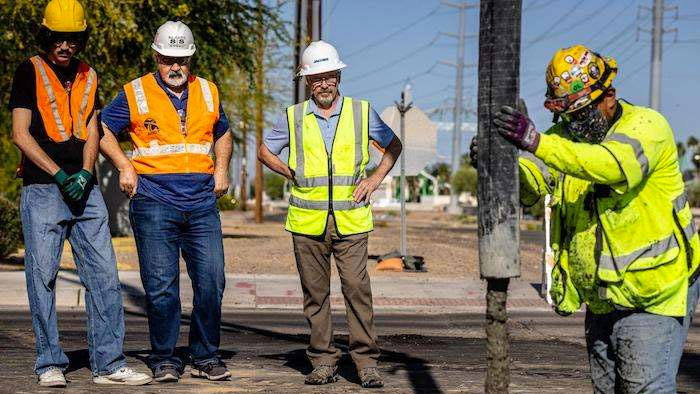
[{"left": 8, "top": 54, "right": 101, "bottom": 185}]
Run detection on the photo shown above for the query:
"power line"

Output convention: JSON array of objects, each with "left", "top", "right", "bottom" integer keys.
[
  {"left": 524, "top": 1, "right": 583, "bottom": 49},
  {"left": 321, "top": 0, "right": 341, "bottom": 32},
  {"left": 343, "top": 5, "right": 442, "bottom": 59},
  {"left": 344, "top": 33, "right": 441, "bottom": 83},
  {"left": 583, "top": 0, "right": 636, "bottom": 46},
  {"left": 349, "top": 63, "right": 438, "bottom": 96},
  {"left": 526, "top": 1, "right": 612, "bottom": 46}
]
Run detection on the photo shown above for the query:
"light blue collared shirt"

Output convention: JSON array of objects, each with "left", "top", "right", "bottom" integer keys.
[{"left": 264, "top": 95, "right": 397, "bottom": 155}]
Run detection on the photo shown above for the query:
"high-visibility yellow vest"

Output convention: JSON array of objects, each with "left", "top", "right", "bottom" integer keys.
[
  {"left": 285, "top": 97, "right": 373, "bottom": 236},
  {"left": 520, "top": 100, "right": 700, "bottom": 317},
  {"left": 123, "top": 73, "right": 219, "bottom": 175},
  {"left": 30, "top": 55, "right": 97, "bottom": 142}
]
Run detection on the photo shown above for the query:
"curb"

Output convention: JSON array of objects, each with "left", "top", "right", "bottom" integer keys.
[{"left": 0, "top": 271, "right": 552, "bottom": 313}]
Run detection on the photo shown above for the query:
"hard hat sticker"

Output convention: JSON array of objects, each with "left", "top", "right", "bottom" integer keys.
[{"left": 571, "top": 81, "right": 584, "bottom": 93}]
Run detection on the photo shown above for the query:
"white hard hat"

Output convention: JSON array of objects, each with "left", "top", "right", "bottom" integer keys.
[
  {"left": 151, "top": 21, "right": 196, "bottom": 57},
  {"left": 296, "top": 40, "right": 347, "bottom": 77}
]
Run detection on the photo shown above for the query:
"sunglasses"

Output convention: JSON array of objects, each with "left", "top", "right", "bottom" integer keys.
[{"left": 157, "top": 55, "right": 191, "bottom": 66}]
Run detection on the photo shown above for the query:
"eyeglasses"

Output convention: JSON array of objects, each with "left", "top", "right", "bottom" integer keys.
[
  {"left": 308, "top": 74, "right": 339, "bottom": 87},
  {"left": 52, "top": 40, "right": 79, "bottom": 49},
  {"left": 157, "top": 55, "right": 191, "bottom": 67}
]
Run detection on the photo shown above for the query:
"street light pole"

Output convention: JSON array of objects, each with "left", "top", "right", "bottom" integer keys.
[{"left": 395, "top": 84, "right": 412, "bottom": 257}]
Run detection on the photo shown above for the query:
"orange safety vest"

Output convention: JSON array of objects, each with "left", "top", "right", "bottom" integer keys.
[
  {"left": 123, "top": 73, "right": 220, "bottom": 175},
  {"left": 30, "top": 55, "right": 98, "bottom": 143}
]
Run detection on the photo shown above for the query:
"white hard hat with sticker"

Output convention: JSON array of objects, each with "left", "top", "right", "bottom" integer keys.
[{"left": 152, "top": 21, "right": 196, "bottom": 57}]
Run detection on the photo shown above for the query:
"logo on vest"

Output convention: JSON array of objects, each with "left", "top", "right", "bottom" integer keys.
[{"left": 144, "top": 118, "right": 159, "bottom": 135}]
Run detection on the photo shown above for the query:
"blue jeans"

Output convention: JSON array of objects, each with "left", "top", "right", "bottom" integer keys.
[
  {"left": 129, "top": 195, "right": 225, "bottom": 370},
  {"left": 585, "top": 279, "right": 700, "bottom": 394},
  {"left": 21, "top": 184, "right": 126, "bottom": 376}
]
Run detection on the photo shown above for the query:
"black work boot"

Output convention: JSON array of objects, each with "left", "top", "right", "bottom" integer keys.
[
  {"left": 358, "top": 367, "right": 384, "bottom": 388},
  {"left": 304, "top": 365, "right": 339, "bottom": 385}
]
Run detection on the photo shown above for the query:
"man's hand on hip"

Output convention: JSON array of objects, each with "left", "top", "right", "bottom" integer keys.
[
  {"left": 214, "top": 170, "right": 230, "bottom": 198},
  {"left": 353, "top": 175, "right": 381, "bottom": 204},
  {"left": 119, "top": 165, "right": 138, "bottom": 198}
]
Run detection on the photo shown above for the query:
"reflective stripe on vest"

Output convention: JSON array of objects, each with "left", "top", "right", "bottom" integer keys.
[
  {"left": 31, "top": 57, "right": 68, "bottom": 140},
  {"left": 128, "top": 142, "right": 212, "bottom": 158},
  {"left": 596, "top": 193, "right": 694, "bottom": 273},
  {"left": 605, "top": 133, "right": 650, "bottom": 178},
  {"left": 30, "top": 56, "right": 96, "bottom": 142},
  {"left": 289, "top": 195, "right": 369, "bottom": 211},
  {"left": 131, "top": 78, "right": 149, "bottom": 115}
]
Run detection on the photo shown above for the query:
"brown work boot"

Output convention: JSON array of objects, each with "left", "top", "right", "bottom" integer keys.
[
  {"left": 304, "top": 365, "right": 339, "bottom": 385},
  {"left": 358, "top": 367, "right": 384, "bottom": 388}
]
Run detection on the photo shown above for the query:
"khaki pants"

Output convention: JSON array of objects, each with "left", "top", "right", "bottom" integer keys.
[{"left": 291, "top": 214, "right": 380, "bottom": 370}]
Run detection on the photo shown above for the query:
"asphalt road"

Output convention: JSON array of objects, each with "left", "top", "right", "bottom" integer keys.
[{"left": 2, "top": 308, "right": 699, "bottom": 394}]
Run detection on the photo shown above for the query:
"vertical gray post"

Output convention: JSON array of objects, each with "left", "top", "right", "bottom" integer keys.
[
  {"left": 395, "top": 87, "right": 412, "bottom": 258},
  {"left": 649, "top": 0, "right": 663, "bottom": 110},
  {"left": 448, "top": 1, "right": 467, "bottom": 214},
  {"left": 477, "top": 0, "right": 522, "bottom": 392}
]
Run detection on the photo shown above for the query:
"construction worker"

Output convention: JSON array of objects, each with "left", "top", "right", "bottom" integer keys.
[
  {"left": 472, "top": 45, "right": 699, "bottom": 393},
  {"left": 99, "top": 21, "right": 233, "bottom": 383},
  {"left": 9, "top": 0, "right": 152, "bottom": 387},
  {"left": 258, "top": 40, "right": 402, "bottom": 388}
]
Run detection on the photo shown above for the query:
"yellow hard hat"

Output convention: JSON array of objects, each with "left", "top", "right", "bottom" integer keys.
[
  {"left": 42, "top": 0, "right": 87, "bottom": 32},
  {"left": 544, "top": 45, "right": 617, "bottom": 114}
]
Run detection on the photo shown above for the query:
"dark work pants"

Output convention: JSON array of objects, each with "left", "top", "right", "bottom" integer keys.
[{"left": 291, "top": 214, "right": 380, "bottom": 370}]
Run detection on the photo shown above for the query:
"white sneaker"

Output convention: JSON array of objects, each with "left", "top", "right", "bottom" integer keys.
[
  {"left": 93, "top": 366, "right": 152, "bottom": 386},
  {"left": 38, "top": 369, "right": 66, "bottom": 387}
]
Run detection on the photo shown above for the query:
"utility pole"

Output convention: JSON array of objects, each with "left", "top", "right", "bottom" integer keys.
[
  {"left": 442, "top": 1, "right": 474, "bottom": 215},
  {"left": 239, "top": 120, "right": 248, "bottom": 210},
  {"left": 650, "top": 0, "right": 663, "bottom": 110},
  {"left": 294, "top": 0, "right": 322, "bottom": 104},
  {"left": 254, "top": 0, "right": 265, "bottom": 223},
  {"left": 395, "top": 84, "right": 413, "bottom": 259},
  {"left": 638, "top": 0, "right": 677, "bottom": 111},
  {"left": 478, "top": 0, "right": 522, "bottom": 392}
]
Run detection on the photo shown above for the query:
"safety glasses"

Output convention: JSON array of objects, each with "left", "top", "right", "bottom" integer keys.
[
  {"left": 157, "top": 55, "right": 192, "bottom": 67},
  {"left": 307, "top": 72, "right": 339, "bottom": 88}
]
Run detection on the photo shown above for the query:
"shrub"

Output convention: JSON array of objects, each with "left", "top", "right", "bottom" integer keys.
[
  {"left": 451, "top": 165, "right": 477, "bottom": 196},
  {"left": 264, "top": 172, "right": 286, "bottom": 200},
  {"left": 0, "top": 196, "right": 22, "bottom": 259}
]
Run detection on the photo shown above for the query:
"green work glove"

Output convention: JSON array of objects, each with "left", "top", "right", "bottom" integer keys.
[
  {"left": 64, "top": 169, "right": 93, "bottom": 201},
  {"left": 53, "top": 169, "right": 70, "bottom": 187}
]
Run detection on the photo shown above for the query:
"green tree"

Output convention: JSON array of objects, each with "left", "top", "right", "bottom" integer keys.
[
  {"left": 263, "top": 171, "right": 285, "bottom": 200},
  {"left": 0, "top": 0, "right": 287, "bottom": 201},
  {"left": 451, "top": 164, "right": 477, "bottom": 196}
]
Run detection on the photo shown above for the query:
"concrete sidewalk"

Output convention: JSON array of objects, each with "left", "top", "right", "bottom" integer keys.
[{"left": 0, "top": 270, "right": 550, "bottom": 312}]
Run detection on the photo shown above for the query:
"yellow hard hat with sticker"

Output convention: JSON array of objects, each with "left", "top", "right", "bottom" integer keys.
[
  {"left": 544, "top": 45, "right": 617, "bottom": 114},
  {"left": 42, "top": 0, "right": 87, "bottom": 33}
]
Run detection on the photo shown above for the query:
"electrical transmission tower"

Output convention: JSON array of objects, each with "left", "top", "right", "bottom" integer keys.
[
  {"left": 638, "top": 0, "right": 677, "bottom": 111},
  {"left": 441, "top": 1, "right": 476, "bottom": 215}
]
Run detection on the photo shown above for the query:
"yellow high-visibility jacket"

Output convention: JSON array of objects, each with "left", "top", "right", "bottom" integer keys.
[{"left": 520, "top": 100, "right": 699, "bottom": 317}]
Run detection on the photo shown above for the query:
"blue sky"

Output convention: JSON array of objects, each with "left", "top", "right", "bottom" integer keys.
[{"left": 272, "top": 0, "right": 700, "bottom": 167}]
